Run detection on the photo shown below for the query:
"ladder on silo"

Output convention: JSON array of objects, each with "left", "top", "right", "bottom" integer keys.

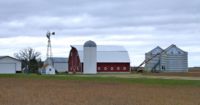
[
  {"left": 151, "top": 60, "right": 160, "bottom": 73},
  {"left": 134, "top": 50, "right": 165, "bottom": 72}
]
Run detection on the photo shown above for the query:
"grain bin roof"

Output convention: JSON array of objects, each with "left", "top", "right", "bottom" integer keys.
[
  {"left": 164, "top": 44, "right": 187, "bottom": 55},
  {"left": 71, "top": 45, "right": 130, "bottom": 63},
  {"left": 146, "top": 44, "right": 188, "bottom": 55},
  {"left": 146, "top": 46, "right": 163, "bottom": 55}
]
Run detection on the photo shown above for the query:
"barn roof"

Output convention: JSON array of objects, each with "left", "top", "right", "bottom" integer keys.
[
  {"left": 46, "top": 57, "right": 68, "bottom": 63},
  {"left": 71, "top": 45, "right": 130, "bottom": 63},
  {"left": 0, "top": 56, "right": 20, "bottom": 61}
]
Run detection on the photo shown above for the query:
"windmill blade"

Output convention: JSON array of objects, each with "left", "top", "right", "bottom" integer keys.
[{"left": 46, "top": 31, "right": 50, "bottom": 39}]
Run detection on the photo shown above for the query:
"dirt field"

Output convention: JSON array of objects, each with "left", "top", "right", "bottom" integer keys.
[{"left": 0, "top": 78, "right": 200, "bottom": 105}]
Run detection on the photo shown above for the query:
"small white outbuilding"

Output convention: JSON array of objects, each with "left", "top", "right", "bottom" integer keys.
[
  {"left": 0, "top": 56, "right": 21, "bottom": 74},
  {"left": 44, "top": 57, "right": 68, "bottom": 73},
  {"left": 40, "top": 64, "right": 56, "bottom": 75}
]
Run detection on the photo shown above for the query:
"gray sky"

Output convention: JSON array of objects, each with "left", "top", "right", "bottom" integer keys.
[{"left": 0, "top": 0, "right": 200, "bottom": 67}]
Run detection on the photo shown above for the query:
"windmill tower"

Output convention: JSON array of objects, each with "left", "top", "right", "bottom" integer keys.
[
  {"left": 46, "top": 31, "right": 55, "bottom": 65},
  {"left": 40, "top": 31, "right": 56, "bottom": 75}
]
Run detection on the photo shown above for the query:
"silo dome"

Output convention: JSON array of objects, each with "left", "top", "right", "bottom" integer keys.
[{"left": 84, "top": 40, "right": 96, "bottom": 47}]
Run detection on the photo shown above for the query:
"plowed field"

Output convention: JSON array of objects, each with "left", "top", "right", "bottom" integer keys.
[{"left": 0, "top": 78, "right": 200, "bottom": 105}]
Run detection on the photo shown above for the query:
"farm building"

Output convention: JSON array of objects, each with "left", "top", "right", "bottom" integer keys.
[
  {"left": 68, "top": 40, "right": 130, "bottom": 74},
  {"left": 44, "top": 57, "right": 68, "bottom": 73},
  {"left": 145, "top": 44, "right": 188, "bottom": 72},
  {"left": 0, "top": 56, "right": 21, "bottom": 74},
  {"left": 40, "top": 64, "right": 56, "bottom": 74}
]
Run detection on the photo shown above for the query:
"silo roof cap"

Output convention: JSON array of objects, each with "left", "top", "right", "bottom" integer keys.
[{"left": 84, "top": 40, "right": 97, "bottom": 47}]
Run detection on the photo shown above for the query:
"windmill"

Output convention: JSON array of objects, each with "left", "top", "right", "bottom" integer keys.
[
  {"left": 41, "top": 31, "right": 56, "bottom": 74},
  {"left": 40, "top": 31, "right": 56, "bottom": 74},
  {"left": 46, "top": 31, "right": 55, "bottom": 66}
]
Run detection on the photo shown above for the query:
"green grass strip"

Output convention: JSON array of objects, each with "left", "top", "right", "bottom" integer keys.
[{"left": 0, "top": 74, "right": 200, "bottom": 87}]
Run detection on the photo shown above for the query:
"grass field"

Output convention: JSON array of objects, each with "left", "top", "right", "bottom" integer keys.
[{"left": 0, "top": 74, "right": 200, "bottom": 105}]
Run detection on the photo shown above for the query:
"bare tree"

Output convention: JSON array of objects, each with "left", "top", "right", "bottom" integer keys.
[
  {"left": 14, "top": 47, "right": 41, "bottom": 61},
  {"left": 14, "top": 47, "right": 42, "bottom": 73}
]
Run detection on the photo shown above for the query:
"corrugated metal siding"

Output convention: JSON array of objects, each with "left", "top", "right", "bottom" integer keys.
[
  {"left": 145, "top": 45, "right": 188, "bottom": 72},
  {"left": 145, "top": 46, "right": 163, "bottom": 72},
  {"left": 161, "top": 53, "right": 188, "bottom": 72},
  {"left": 145, "top": 53, "right": 161, "bottom": 71}
]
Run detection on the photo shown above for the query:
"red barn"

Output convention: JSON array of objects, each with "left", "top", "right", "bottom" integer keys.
[{"left": 68, "top": 45, "right": 130, "bottom": 73}]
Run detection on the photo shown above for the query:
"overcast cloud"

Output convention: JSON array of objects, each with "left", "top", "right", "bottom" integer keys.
[{"left": 0, "top": 0, "right": 200, "bottom": 67}]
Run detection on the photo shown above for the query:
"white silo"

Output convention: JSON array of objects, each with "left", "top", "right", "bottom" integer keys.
[{"left": 83, "top": 40, "right": 97, "bottom": 74}]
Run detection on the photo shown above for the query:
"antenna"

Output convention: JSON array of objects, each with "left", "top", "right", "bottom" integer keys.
[{"left": 46, "top": 31, "right": 55, "bottom": 65}]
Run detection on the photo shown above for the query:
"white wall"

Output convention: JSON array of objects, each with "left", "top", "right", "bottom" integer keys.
[
  {"left": 83, "top": 47, "right": 97, "bottom": 74},
  {"left": 0, "top": 57, "right": 21, "bottom": 73},
  {"left": 54, "top": 63, "right": 68, "bottom": 72},
  {"left": 0, "top": 63, "right": 16, "bottom": 74},
  {"left": 45, "top": 65, "right": 56, "bottom": 74}
]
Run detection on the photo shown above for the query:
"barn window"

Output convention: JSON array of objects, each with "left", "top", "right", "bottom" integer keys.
[
  {"left": 110, "top": 67, "right": 114, "bottom": 70},
  {"left": 104, "top": 67, "right": 107, "bottom": 70},
  {"left": 117, "top": 67, "right": 120, "bottom": 70},
  {"left": 98, "top": 67, "right": 101, "bottom": 70},
  {"left": 123, "top": 67, "right": 126, "bottom": 70}
]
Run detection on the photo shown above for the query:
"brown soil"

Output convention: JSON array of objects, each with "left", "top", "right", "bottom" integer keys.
[{"left": 0, "top": 78, "right": 200, "bottom": 105}]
